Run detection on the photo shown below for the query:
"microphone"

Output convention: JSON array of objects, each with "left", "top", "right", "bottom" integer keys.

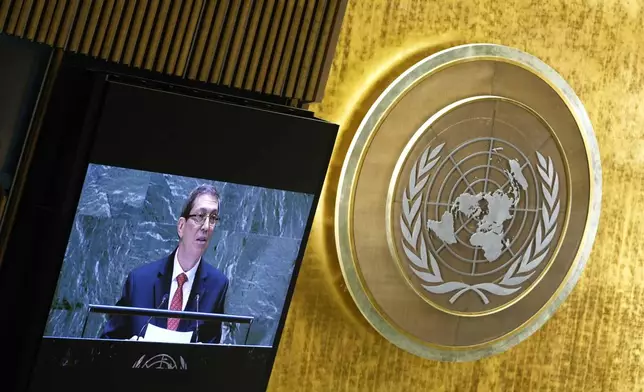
[
  {"left": 194, "top": 293, "right": 201, "bottom": 343},
  {"left": 136, "top": 294, "right": 169, "bottom": 340}
]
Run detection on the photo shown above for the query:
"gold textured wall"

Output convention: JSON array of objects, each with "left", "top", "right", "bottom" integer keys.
[{"left": 269, "top": 0, "right": 644, "bottom": 391}]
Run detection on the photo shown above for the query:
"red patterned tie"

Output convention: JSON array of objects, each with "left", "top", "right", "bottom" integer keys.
[{"left": 167, "top": 273, "right": 187, "bottom": 330}]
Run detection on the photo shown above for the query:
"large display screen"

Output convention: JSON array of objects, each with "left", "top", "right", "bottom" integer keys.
[
  {"left": 45, "top": 164, "right": 314, "bottom": 348},
  {"left": 0, "top": 57, "right": 337, "bottom": 391}
]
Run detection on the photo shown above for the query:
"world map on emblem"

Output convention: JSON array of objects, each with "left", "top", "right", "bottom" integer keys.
[
  {"left": 427, "top": 157, "right": 528, "bottom": 262},
  {"left": 397, "top": 134, "right": 564, "bottom": 311}
]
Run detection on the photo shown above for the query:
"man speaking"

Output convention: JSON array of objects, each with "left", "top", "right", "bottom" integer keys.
[{"left": 101, "top": 185, "right": 229, "bottom": 343}]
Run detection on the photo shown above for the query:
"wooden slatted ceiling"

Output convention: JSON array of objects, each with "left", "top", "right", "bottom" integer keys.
[{"left": 0, "top": 0, "right": 347, "bottom": 103}]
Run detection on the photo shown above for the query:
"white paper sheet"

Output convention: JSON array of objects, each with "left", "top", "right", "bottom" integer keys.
[{"left": 142, "top": 323, "right": 193, "bottom": 343}]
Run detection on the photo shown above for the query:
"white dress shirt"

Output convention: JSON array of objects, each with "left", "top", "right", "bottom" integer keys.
[{"left": 168, "top": 252, "right": 200, "bottom": 311}]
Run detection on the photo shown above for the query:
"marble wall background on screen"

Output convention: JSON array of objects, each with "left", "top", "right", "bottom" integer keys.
[{"left": 44, "top": 164, "right": 314, "bottom": 346}]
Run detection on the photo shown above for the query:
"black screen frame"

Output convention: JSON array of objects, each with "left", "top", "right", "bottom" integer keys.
[{"left": 0, "top": 53, "right": 337, "bottom": 391}]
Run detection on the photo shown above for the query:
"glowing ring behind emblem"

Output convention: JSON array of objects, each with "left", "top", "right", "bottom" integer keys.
[{"left": 334, "top": 44, "right": 602, "bottom": 361}]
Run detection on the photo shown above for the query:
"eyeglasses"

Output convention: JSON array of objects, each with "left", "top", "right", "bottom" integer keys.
[{"left": 187, "top": 212, "right": 220, "bottom": 227}]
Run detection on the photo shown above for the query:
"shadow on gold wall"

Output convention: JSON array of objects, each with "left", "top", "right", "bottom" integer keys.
[{"left": 310, "top": 36, "right": 464, "bottom": 329}]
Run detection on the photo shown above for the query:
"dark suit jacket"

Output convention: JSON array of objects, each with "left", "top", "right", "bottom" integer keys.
[{"left": 101, "top": 250, "right": 229, "bottom": 343}]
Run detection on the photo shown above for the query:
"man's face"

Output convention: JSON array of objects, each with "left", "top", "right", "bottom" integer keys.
[{"left": 177, "top": 194, "right": 219, "bottom": 257}]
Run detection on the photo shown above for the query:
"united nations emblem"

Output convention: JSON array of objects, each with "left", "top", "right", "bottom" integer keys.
[
  {"left": 335, "top": 44, "right": 601, "bottom": 360},
  {"left": 388, "top": 97, "right": 566, "bottom": 316},
  {"left": 132, "top": 354, "right": 187, "bottom": 370}
]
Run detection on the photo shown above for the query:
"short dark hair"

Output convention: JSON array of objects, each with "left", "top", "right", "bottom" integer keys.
[{"left": 180, "top": 184, "right": 221, "bottom": 219}]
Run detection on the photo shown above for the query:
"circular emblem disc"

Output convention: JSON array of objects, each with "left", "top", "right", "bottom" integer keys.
[{"left": 335, "top": 44, "right": 601, "bottom": 360}]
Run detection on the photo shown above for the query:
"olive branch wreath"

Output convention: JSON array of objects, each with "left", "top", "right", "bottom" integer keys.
[{"left": 400, "top": 143, "right": 560, "bottom": 305}]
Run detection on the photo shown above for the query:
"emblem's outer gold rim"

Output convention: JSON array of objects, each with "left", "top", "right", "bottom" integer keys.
[
  {"left": 334, "top": 43, "right": 602, "bottom": 361},
  {"left": 384, "top": 95, "right": 573, "bottom": 317}
]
